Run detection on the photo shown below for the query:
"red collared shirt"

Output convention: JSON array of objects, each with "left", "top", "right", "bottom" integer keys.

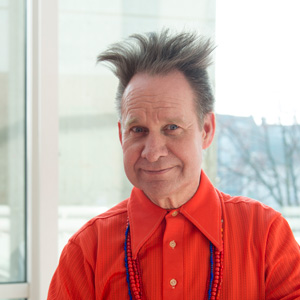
[{"left": 48, "top": 171, "right": 300, "bottom": 299}]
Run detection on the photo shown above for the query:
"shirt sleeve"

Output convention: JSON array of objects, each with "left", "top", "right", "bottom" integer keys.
[
  {"left": 265, "top": 214, "right": 300, "bottom": 299},
  {"left": 47, "top": 240, "right": 95, "bottom": 299}
]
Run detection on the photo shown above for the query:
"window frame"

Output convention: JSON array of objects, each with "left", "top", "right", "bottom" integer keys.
[
  {"left": 0, "top": 0, "right": 59, "bottom": 298},
  {"left": 27, "top": 0, "right": 59, "bottom": 298}
]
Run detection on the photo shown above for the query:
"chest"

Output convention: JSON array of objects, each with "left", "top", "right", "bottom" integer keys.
[{"left": 94, "top": 217, "right": 265, "bottom": 300}]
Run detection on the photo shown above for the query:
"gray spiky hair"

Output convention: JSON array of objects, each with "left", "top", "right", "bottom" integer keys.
[{"left": 97, "top": 29, "right": 215, "bottom": 123}]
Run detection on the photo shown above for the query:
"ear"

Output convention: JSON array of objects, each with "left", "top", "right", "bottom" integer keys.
[
  {"left": 202, "top": 113, "right": 215, "bottom": 149},
  {"left": 118, "top": 121, "right": 123, "bottom": 145}
]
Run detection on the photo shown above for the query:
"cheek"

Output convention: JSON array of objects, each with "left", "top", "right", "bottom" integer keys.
[
  {"left": 122, "top": 144, "right": 143, "bottom": 187},
  {"left": 173, "top": 135, "right": 202, "bottom": 156},
  {"left": 175, "top": 138, "right": 203, "bottom": 167},
  {"left": 122, "top": 143, "right": 142, "bottom": 168}
]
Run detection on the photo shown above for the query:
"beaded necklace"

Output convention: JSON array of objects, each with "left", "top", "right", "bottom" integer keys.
[{"left": 125, "top": 219, "right": 224, "bottom": 299}]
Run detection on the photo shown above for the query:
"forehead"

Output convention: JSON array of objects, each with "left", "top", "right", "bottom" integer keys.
[{"left": 121, "top": 71, "right": 197, "bottom": 122}]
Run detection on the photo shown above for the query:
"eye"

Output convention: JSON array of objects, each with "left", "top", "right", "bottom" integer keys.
[
  {"left": 164, "top": 124, "right": 182, "bottom": 136},
  {"left": 166, "top": 124, "right": 179, "bottom": 131},
  {"left": 131, "top": 126, "right": 148, "bottom": 133}
]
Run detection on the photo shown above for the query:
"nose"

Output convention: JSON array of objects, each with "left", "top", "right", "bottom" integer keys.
[{"left": 141, "top": 133, "right": 168, "bottom": 162}]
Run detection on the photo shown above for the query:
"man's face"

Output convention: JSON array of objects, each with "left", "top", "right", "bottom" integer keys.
[{"left": 118, "top": 71, "right": 215, "bottom": 208}]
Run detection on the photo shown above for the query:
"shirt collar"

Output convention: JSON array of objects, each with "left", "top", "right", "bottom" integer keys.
[
  {"left": 180, "top": 171, "right": 223, "bottom": 251},
  {"left": 128, "top": 170, "right": 222, "bottom": 259}
]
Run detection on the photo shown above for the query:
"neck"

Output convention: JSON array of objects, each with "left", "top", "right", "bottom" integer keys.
[
  {"left": 144, "top": 178, "right": 201, "bottom": 209},
  {"left": 147, "top": 196, "right": 188, "bottom": 209},
  {"left": 143, "top": 174, "right": 201, "bottom": 209}
]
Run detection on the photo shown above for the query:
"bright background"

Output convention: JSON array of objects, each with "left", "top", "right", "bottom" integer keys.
[
  {"left": 216, "top": 0, "right": 300, "bottom": 125},
  {"left": 0, "top": 0, "right": 299, "bottom": 299}
]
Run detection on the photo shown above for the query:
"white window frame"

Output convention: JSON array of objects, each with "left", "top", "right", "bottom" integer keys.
[
  {"left": 27, "top": 0, "right": 59, "bottom": 298},
  {"left": 0, "top": 0, "right": 59, "bottom": 299}
]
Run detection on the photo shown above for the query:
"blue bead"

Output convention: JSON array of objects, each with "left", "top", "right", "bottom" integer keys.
[
  {"left": 125, "top": 224, "right": 133, "bottom": 300},
  {"left": 208, "top": 242, "right": 214, "bottom": 299}
]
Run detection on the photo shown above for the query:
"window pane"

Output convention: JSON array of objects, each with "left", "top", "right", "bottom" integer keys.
[
  {"left": 215, "top": 0, "right": 300, "bottom": 243},
  {"left": 0, "top": 0, "right": 26, "bottom": 282},
  {"left": 58, "top": 0, "right": 216, "bottom": 252},
  {"left": 0, "top": 299, "right": 26, "bottom": 300}
]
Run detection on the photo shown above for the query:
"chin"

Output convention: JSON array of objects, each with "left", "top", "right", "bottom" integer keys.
[{"left": 139, "top": 182, "right": 175, "bottom": 199}]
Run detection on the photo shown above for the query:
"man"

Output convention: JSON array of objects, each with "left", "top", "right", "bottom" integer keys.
[{"left": 48, "top": 30, "right": 300, "bottom": 299}]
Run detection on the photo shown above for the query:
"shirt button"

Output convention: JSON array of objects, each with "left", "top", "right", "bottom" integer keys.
[
  {"left": 169, "top": 240, "right": 176, "bottom": 249},
  {"left": 170, "top": 278, "right": 177, "bottom": 288},
  {"left": 171, "top": 210, "right": 178, "bottom": 217}
]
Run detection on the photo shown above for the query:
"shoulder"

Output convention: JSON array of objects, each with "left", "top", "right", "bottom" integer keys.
[
  {"left": 220, "top": 190, "right": 280, "bottom": 216},
  {"left": 217, "top": 190, "right": 298, "bottom": 254},
  {"left": 217, "top": 190, "right": 282, "bottom": 231},
  {"left": 69, "top": 199, "right": 128, "bottom": 244},
  {"left": 57, "top": 199, "right": 129, "bottom": 271}
]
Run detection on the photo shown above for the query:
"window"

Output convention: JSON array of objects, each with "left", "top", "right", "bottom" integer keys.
[
  {"left": 1, "top": 0, "right": 59, "bottom": 298},
  {"left": 0, "top": 0, "right": 26, "bottom": 287},
  {"left": 215, "top": 0, "right": 300, "bottom": 243}
]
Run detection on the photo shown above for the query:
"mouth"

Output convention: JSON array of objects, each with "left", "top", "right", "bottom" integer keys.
[{"left": 141, "top": 167, "right": 174, "bottom": 175}]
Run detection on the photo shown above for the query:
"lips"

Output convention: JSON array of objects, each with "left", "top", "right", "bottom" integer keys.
[{"left": 141, "top": 167, "right": 174, "bottom": 174}]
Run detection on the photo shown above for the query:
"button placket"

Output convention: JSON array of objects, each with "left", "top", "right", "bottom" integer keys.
[{"left": 162, "top": 211, "right": 184, "bottom": 299}]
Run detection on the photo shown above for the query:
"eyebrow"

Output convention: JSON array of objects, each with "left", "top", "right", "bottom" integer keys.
[
  {"left": 124, "top": 117, "right": 140, "bottom": 128},
  {"left": 165, "top": 117, "right": 184, "bottom": 124},
  {"left": 124, "top": 115, "right": 186, "bottom": 128}
]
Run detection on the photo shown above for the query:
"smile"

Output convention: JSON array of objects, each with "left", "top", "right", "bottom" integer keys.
[{"left": 141, "top": 167, "right": 174, "bottom": 175}]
